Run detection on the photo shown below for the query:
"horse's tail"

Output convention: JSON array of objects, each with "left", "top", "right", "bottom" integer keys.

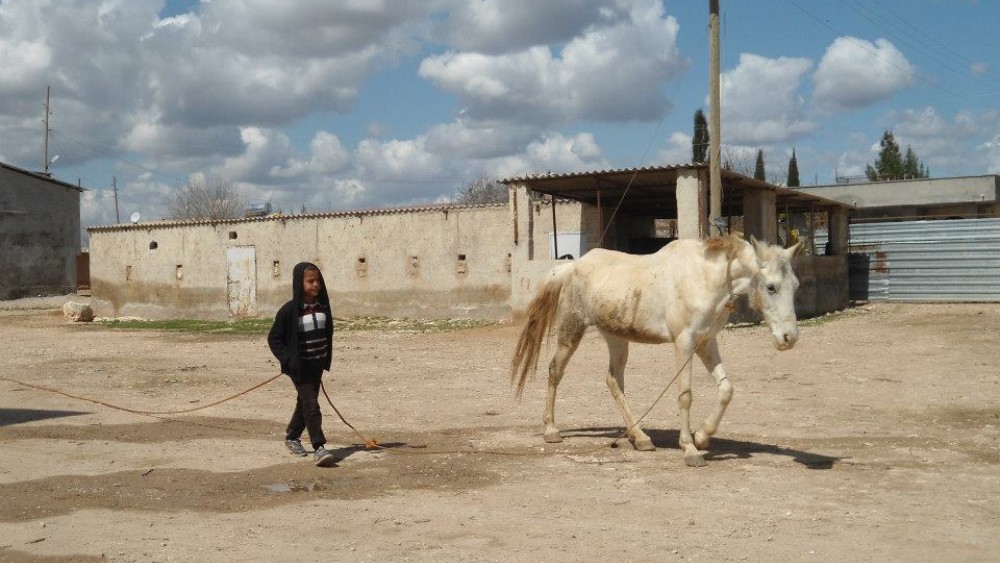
[{"left": 510, "top": 263, "right": 573, "bottom": 398}]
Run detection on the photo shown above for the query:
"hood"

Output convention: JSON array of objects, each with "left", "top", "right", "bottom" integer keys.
[{"left": 291, "top": 261, "right": 330, "bottom": 307}]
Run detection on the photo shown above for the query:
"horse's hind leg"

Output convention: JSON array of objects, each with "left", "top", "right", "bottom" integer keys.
[
  {"left": 693, "top": 336, "right": 733, "bottom": 451},
  {"left": 542, "top": 315, "right": 585, "bottom": 443},
  {"left": 603, "top": 333, "right": 655, "bottom": 451}
]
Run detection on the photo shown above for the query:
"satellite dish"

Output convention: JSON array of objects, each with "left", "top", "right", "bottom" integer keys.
[{"left": 130, "top": 212, "right": 141, "bottom": 224}]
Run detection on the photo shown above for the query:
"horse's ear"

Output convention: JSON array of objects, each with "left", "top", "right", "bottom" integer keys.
[
  {"left": 785, "top": 241, "right": 803, "bottom": 258},
  {"left": 750, "top": 235, "right": 767, "bottom": 255}
]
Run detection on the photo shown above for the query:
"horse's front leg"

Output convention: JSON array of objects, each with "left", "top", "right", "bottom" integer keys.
[
  {"left": 693, "top": 336, "right": 733, "bottom": 451},
  {"left": 675, "top": 334, "right": 706, "bottom": 467}
]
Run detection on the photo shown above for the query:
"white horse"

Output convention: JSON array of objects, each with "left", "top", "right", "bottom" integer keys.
[{"left": 510, "top": 235, "right": 802, "bottom": 466}]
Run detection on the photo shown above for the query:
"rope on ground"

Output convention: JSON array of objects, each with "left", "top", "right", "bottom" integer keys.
[
  {"left": 320, "top": 380, "right": 381, "bottom": 450},
  {"left": 0, "top": 373, "right": 283, "bottom": 416}
]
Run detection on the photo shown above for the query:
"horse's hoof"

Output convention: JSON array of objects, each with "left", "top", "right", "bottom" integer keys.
[
  {"left": 684, "top": 453, "right": 707, "bottom": 467},
  {"left": 631, "top": 438, "right": 656, "bottom": 452},
  {"left": 694, "top": 431, "right": 710, "bottom": 450},
  {"left": 543, "top": 430, "right": 563, "bottom": 443}
]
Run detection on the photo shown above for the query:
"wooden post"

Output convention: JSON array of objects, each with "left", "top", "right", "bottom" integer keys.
[
  {"left": 551, "top": 194, "right": 559, "bottom": 258},
  {"left": 708, "top": 0, "right": 723, "bottom": 230}
]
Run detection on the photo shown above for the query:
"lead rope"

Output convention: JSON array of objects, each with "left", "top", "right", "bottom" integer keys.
[
  {"left": 319, "top": 380, "right": 381, "bottom": 450},
  {"left": 0, "top": 373, "right": 283, "bottom": 416}
]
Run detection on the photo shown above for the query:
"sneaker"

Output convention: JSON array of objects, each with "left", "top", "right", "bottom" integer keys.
[
  {"left": 285, "top": 439, "right": 307, "bottom": 457},
  {"left": 314, "top": 445, "right": 336, "bottom": 467}
]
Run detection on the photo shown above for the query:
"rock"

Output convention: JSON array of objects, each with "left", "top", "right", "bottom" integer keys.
[{"left": 63, "top": 301, "right": 94, "bottom": 322}]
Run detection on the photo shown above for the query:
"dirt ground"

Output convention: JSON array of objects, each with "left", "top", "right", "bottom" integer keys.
[{"left": 0, "top": 299, "right": 997, "bottom": 562}]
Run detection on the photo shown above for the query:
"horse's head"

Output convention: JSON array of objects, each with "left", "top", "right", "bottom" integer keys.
[{"left": 748, "top": 237, "right": 802, "bottom": 351}]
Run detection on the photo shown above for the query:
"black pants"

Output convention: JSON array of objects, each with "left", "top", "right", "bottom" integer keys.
[{"left": 285, "top": 363, "right": 326, "bottom": 449}]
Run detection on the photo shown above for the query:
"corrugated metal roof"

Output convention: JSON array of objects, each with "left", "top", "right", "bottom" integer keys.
[
  {"left": 499, "top": 163, "right": 851, "bottom": 215},
  {"left": 87, "top": 201, "right": 506, "bottom": 233}
]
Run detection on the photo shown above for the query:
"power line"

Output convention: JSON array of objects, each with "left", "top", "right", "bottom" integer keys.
[
  {"left": 837, "top": 0, "right": 1000, "bottom": 92},
  {"left": 782, "top": 0, "right": 967, "bottom": 100},
  {"left": 49, "top": 130, "right": 189, "bottom": 185}
]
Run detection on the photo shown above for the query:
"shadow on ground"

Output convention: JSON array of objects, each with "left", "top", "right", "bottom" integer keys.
[
  {"left": 561, "top": 426, "right": 843, "bottom": 469},
  {"left": 0, "top": 408, "right": 90, "bottom": 428}
]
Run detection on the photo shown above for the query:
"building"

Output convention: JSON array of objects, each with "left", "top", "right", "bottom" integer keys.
[
  {"left": 88, "top": 164, "right": 852, "bottom": 320},
  {"left": 502, "top": 164, "right": 853, "bottom": 321},
  {"left": 796, "top": 175, "right": 1000, "bottom": 302},
  {"left": 88, "top": 203, "right": 513, "bottom": 320},
  {"left": 0, "top": 161, "right": 83, "bottom": 300},
  {"left": 794, "top": 175, "right": 1000, "bottom": 222}
]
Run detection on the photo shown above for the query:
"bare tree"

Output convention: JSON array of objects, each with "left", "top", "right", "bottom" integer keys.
[
  {"left": 454, "top": 177, "right": 509, "bottom": 204},
  {"left": 165, "top": 176, "right": 247, "bottom": 220},
  {"left": 721, "top": 146, "right": 756, "bottom": 176}
]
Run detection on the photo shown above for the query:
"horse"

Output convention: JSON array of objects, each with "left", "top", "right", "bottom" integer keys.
[{"left": 510, "top": 234, "right": 802, "bottom": 467}]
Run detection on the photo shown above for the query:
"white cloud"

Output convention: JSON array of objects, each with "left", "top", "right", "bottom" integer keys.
[
  {"left": 419, "top": 0, "right": 685, "bottom": 124},
  {"left": 886, "top": 107, "right": 1000, "bottom": 175},
  {"left": 271, "top": 131, "right": 352, "bottom": 178},
  {"left": 721, "top": 53, "right": 816, "bottom": 145},
  {"left": 424, "top": 119, "right": 537, "bottom": 160},
  {"left": 435, "top": 0, "right": 613, "bottom": 54},
  {"left": 813, "top": 37, "right": 915, "bottom": 111},
  {"left": 654, "top": 132, "right": 692, "bottom": 166},
  {"left": 489, "top": 132, "right": 607, "bottom": 179}
]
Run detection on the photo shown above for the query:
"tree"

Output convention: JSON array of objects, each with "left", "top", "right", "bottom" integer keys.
[
  {"left": 865, "top": 130, "right": 928, "bottom": 181},
  {"left": 692, "top": 109, "right": 709, "bottom": 163},
  {"left": 753, "top": 149, "right": 766, "bottom": 181},
  {"left": 455, "top": 177, "right": 508, "bottom": 204},
  {"left": 787, "top": 149, "right": 800, "bottom": 187},
  {"left": 903, "top": 146, "right": 929, "bottom": 179},
  {"left": 165, "top": 176, "right": 247, "bottom": 220}
]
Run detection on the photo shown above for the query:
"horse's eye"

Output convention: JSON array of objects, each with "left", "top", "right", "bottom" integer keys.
[{"left": 766, "top": 284, "right": 777, "bottom": 295}]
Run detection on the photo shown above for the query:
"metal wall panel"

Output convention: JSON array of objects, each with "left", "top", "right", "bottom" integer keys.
[{"left": 815, "top": 217, "right": 1000, "bottom": 302}]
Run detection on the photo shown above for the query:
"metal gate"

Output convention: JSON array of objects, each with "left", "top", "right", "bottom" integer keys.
[
  {"left": 226, "top": 246, "right": 257, "bottom": 317},
  {"left": 818, "top": 217, "right": 1000, "bottom": 302}
]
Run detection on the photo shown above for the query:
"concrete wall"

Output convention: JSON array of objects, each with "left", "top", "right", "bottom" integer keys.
[
  {"left": 722, "top": 255, "right": 849, "bottom": 324},
  {"left": 89, "top": 204, "right": 512, "bottom": 320},
  {"left": 0, "top": 165, "right": 81, "bottom": 299},
  {"left": 509, "top": 186, "right": 598, "bottom": 314},
  {"left": 795, "top": 175, "right": 999, "bottom": 210}
]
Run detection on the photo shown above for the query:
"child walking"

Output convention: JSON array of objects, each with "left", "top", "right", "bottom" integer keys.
[{"left": 268, "top": 262, "right": 337, "bottom": 467}]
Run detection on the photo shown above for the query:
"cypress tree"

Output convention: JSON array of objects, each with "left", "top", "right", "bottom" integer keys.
[
  {"left": 692, "top": 109, "right": 709, "bottom": 163},
  {"left": 754, "top": 149, "right": 765, "bottom": 181},
  {"left": 787, "top": 149, "right": 800, "bottom": 187}
]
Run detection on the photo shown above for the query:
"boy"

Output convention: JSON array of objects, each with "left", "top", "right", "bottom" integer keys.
[{"left": 268, "top": 262, "right": 337, "bottom": 467}]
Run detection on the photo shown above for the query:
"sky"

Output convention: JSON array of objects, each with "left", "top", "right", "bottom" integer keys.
[{"left": 1, "top": 0, "right": 999, "bottom": 236}]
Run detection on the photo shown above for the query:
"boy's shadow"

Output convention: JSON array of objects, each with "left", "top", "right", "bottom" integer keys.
[
  {"left": 324, "top": 441, "right": 413, "bottom": 463},
  {"left": 560, "top": 427, "right": 842, "bottom": 469}
]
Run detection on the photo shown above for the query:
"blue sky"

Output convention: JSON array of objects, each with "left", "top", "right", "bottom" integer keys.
[{"left": 1, "top": 0, "right": 997, "bottom": 233}]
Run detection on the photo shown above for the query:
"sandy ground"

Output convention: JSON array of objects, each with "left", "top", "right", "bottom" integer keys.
[{"left": 0, "top": 301, "right": 998, "bottom": 562}]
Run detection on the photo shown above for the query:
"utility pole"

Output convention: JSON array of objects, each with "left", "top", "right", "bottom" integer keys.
[
  {"left": 113, "top": 176, "right": 121, "bottom": 223},
  {"left": 42, "top": 85, "right": 51, "bottom": 174},
  {"left": 708, "top": 0, "right": 722, "bottom": 231}
]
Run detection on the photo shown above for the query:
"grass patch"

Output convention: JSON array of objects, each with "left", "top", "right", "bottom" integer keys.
[
  {"left": 798, "top": 305, "right": 870, "bottom": 327},
  {"left": 98, "top": 316, "right": 499, "bottom": 334}
]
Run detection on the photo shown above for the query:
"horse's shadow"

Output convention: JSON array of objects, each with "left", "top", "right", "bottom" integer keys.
[
  {"left": 0, "top": 408, "right": 89, "bottom": 427},
  {"left": 561, "top": 426, "right": 842, "bottom": 469}
]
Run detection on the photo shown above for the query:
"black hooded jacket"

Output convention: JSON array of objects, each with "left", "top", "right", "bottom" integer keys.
[{"left": 267, "top": 262, "right": 333, "bottom": 381}]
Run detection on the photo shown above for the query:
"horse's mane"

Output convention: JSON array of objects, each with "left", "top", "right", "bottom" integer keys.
[{"left": 703, "top": 234, "right": 745, "bottom": 257}]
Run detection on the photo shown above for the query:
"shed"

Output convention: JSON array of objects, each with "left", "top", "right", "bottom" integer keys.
[
  {"left": 500, "top": 164, "right": 854, "bottom": 320},
  {"left": 0, "top": 161, "right": 84, "bottom": 299}
]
